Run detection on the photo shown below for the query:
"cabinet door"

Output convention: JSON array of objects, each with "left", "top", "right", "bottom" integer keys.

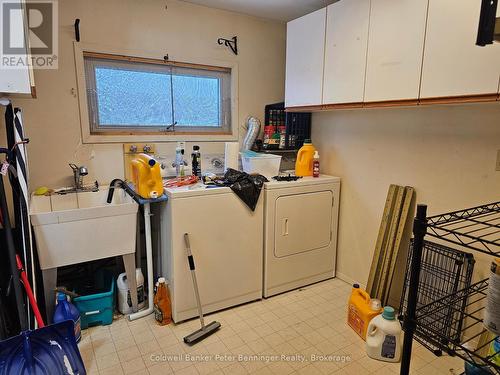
[
  {"left": 285, "top": 8, "right": 326, "bottom": 108},
  {"left": 274, "top": 191, "right": 333, "bottom": 257},
  {"left": 420, "top": 0, "right": 500, "bottom": 98},
  {"left": 364, "top": 0, "right": 428, "bottom": 102},
  {"left": 0, "top": 0, "right": 32, "bottom": 95},
  {"left": 323, "top": 0, "right": 370, "bottom": 104}
]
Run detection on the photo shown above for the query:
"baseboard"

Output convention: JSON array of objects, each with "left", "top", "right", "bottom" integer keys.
[
  {"left": 336, "top": 271, "right": 366, "bottom": 290},
  {"left": 173, "top": 290, "right": 262, "bottom": 323},
  {"left": 264, "top": 271, "right": 334, "bottom": 298}
]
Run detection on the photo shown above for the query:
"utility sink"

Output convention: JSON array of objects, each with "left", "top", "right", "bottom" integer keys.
[{"left": 30, "top": 188, "right": 138, "bottom": 270}]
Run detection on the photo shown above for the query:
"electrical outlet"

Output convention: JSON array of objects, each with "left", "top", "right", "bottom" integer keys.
[{"left": 497, "top": 150, "right": 500, "bottom": 171}]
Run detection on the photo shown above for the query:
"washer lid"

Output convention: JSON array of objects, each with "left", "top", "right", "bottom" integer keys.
[
  {"left": 164, "top": 183, "right": 231, "bottom": 198},
  {"left": 264, "top": 175, "right": 340, "bottom": 190}
]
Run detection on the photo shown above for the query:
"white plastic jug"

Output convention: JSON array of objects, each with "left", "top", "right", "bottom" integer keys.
[
  {"left": 117, "top": 268, "right": 146, "bottom": 315},
  {"left": 366, "top": 306, "right": 403, "bottom": 362}
]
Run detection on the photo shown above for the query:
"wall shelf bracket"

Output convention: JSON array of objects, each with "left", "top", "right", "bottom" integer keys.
[{"left": 217, "top": 36, "right": 237, "bottom": 55}]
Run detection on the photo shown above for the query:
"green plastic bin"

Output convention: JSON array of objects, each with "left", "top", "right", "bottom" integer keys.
[{"left": 73, "top": 271, "right": 115, "bottom": 329}]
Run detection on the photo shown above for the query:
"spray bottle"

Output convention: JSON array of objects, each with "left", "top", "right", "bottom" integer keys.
[
  {"left": 175, "top": 146, "right": 183, "bottom": 177},
  {"left": 313, "top": 150, "right": 320, "bottom": 178}
]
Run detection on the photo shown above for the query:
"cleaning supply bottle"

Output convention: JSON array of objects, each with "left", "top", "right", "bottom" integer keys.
[
  {"left": 313, "top": 151, "right": 320, "bottom": 178},
  {"left": 179, "top": 149, "right": 186, "bottom": 177},
  {"left": 53, "top": 293, "right": 81, "bottom": 342},
  {"left": 295, "top": 139, "right": 316, "bottom": 177},
  {"left": 347, "top": 284, "right": 383, "bottom": 340},
  {"left": 485, "top": 258, "right": 500, "bottom": 335},
  {"left": 366, "top": 306, "right": 403, "bottom": 363},
  {"left": 154, "top": 277, "right": 172, "bottom": 325},
  {"left": 117, "top": 268, "right": 146, "bottom": 315},
  {"left": 489, "top": 337, "right": 500, "bottom": 367},
  {"left": 191, "top": 146, "right": 201, "bottom": 178},
  {"left": 175, "top": 146, "right": 183, "bottom": 177}
]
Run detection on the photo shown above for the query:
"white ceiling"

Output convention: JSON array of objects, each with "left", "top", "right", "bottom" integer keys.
[{"left": 180, "top": 0, "right": 335, "bottom": 22}]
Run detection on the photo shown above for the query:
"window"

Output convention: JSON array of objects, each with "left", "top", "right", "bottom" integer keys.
[{"left": 83, "top": 53, "right": 232, "bottom": 135}]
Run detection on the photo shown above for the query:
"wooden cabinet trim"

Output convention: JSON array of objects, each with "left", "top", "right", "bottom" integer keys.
[{"left": 286, "top": 94, "right": 500, "bottom": 112}]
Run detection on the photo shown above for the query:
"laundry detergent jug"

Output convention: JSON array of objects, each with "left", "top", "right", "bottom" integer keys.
[
  {"left": 347, "top": 284, "right": 382, "bottom": 340},
  {"left": 130, "top": 153, "right": 163, "bottom": 199},
  {"left": 53, "top": 293, "right": 81, "bottom": 343},
  {"left": 366, "top": 306, "right": 403, "bottom": 363},
  {"left": 295, "top": 139, "right": 316, "bottom": 177},
  {"left": 117, "top": 268, "right": 146, "bottom": 315}
]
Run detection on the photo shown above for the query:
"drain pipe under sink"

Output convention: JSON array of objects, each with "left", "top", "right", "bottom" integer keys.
[
  {"left": 128, "top": 202, "right": 154, "bottom": 321},
  {"left": 129, "top": 201, "right": 154, "bottom": 321},
  {"left": 107, "top": 180, "right": 155, "bottom": 321}
]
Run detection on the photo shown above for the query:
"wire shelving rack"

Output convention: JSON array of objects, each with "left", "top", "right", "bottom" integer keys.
[{"left": 400, "top": 201, "right": 500, "bottom": 375}]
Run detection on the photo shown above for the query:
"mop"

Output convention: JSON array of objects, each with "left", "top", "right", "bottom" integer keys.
[{"left": 183, "top": 233, "right": 221, "bottom": 344}]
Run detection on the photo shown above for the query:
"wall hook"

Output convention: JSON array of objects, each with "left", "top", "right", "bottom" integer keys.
[
  {"left": 74, "top": 19, "right": 80, "bottom": 42},
  {"left": 217, "top": 36, "right": 237, "bottom": 55}
]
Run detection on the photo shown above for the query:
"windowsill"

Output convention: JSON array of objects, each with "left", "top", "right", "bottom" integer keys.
[{"left": 83, "top": 132, "right": 237, "bottom": 144}]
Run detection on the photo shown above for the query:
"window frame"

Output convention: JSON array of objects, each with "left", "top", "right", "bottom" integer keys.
[{"left": 74, "top": 43, "right": 239, "bottom": 144}]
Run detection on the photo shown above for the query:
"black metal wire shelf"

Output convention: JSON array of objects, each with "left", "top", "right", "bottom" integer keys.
[
  {"left": 399, "top": 240, "right": 475, "bottom": 356},
  {"left": 400, "top": 202, "right": 500, "bottom": 375},
  {"left": 413, "top": 278, "right": 499, "bottom": 374},
  {"left": 426, "top": 201, "right": 500, "bottom": 256}
]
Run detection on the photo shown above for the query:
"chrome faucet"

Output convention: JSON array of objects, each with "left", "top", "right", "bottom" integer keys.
[
  {"left": 69, "top": 163, "right": 88, "bottom": 190},
  {"left": 55, "top": 164, "right": 98, "bottom": 194}
]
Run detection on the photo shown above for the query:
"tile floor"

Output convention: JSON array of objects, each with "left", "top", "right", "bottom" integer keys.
[{"left": 78, "top": 278, "right": 464, "bottom": 375}]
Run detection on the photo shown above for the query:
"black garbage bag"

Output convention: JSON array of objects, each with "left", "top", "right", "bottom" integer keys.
[{"left": 223, "top": 169, "right": 268, "bottom": 211}]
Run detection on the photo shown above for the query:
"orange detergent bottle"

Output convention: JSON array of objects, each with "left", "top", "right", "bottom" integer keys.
[
  {"left": 295, "top": 139, "right": 316, "bottom": 177},
  {"left": 154, "top": 277, "right": 172, "bottom": 325},
  {"left": 347, "top": 284, "right": 382, "bottom": 340}
]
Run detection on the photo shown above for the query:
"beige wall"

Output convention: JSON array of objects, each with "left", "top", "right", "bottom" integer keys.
[
  {"left": 312, "top": 103, "right": 500, "bottom": 286},
  {"left": 5, "top": 0, "right": 285, "bottom": 189}
]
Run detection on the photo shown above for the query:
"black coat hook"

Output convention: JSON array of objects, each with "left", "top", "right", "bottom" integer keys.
[
  {"left": 74, "top": 19, "right": 80, "bottom": 42},
  {"left": 217, "top": 36, "right": 237, "bottom": 55}
]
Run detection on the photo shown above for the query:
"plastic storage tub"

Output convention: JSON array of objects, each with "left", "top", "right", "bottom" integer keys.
[
  {"left": 240, "top": 151, "right": 282, "bottom": 178},
  {"left": 73, "top": 271, "right": 115, "bottom": 329}
]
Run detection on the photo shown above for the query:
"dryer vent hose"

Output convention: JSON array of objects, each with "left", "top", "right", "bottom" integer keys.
[{"left": 241, "top": 116, "right": 261, "bottom": 151}]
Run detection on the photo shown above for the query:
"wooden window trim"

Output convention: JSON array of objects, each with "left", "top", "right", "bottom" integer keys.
[{"left": 82, "top": 51, "right": 231, "bottom": 74}]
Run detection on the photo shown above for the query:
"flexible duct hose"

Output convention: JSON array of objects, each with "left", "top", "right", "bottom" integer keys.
[{"left": 241, "top": 116, "right": 261, "bottom": 151}]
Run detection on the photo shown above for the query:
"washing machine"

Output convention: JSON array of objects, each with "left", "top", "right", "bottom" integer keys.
[
  {"left": 263, "top": 175, "right": 340, "bottom": 297},
  {"left": 159, "top": 183, "right": 263, "bottom": 322}
]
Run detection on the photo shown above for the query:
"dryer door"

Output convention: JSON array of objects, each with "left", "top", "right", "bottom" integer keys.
[{"left": 274, "top": 190, "right": 333, "bottom": 257}]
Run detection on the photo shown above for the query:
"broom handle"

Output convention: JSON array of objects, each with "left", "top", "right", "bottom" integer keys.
[
  {"left": 184, "top": 233, "right": 205, "bottom": 329},
  {"left": 16, "top": 255, "right": 45, "bottom": 327}
]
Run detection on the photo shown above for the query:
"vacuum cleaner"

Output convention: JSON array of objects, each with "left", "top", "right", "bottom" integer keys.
[{"left": 183, "top": 233, "right": 221, "bottom": 344}]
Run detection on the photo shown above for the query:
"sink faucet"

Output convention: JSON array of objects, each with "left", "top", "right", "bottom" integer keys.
[
  {"left": 56, "top": 164, "right": 98, "bottom": 194},
  {"left": 69, "top": 163, "right": 88, "bottom": 190}
]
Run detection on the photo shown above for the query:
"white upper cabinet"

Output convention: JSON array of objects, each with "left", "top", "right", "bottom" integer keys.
[
  {"left": 323, "top": 0, "right": 370, "bottom": 105},
  {"left": 420, "top": 0, "right": 500, "bottom": 98},
  {"left": 0, "top": 0, "right": 33, "bottom": 96},
  {"left": 364, "top": 0, "right": 429, "bottom": 102},
  {"left": 285, "top": 8, "right": 326, "bottom": 108}
]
